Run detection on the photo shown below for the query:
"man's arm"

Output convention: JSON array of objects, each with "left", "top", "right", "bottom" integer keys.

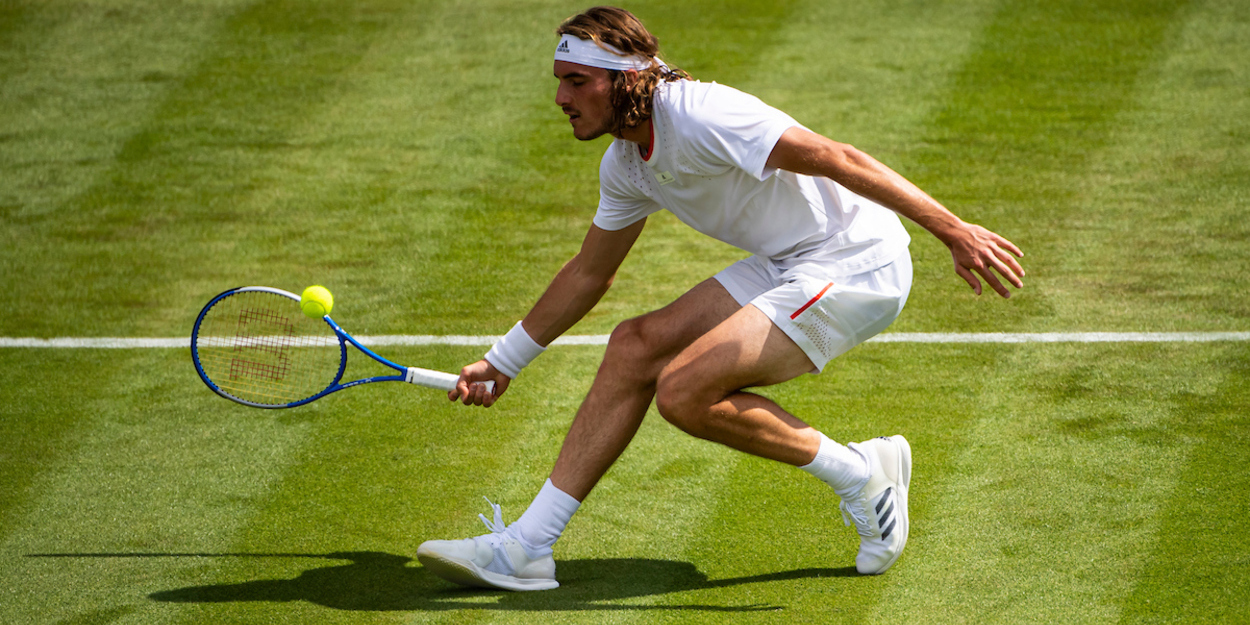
[
  {"left": 451, "top": 219, "right": 647, "bottom": 406},
  {"left": 765, "top": 127, "right": 1024, "bottom": 298}
]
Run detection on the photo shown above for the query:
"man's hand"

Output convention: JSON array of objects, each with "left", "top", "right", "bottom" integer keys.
[
  {"left": 449, "top": 359, "right": 511, "bottom": 407},
  {"left": 945, "top": 222, "right": 1025, "bottom": 298}
]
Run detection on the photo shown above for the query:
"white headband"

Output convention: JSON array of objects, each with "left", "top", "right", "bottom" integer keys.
[{"left": 554, "top": 33, "right": 663, "bottom": 72}]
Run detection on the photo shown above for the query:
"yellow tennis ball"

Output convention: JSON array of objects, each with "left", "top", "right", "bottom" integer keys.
[{"left": 300, "top": 285, "right": 333, "bottom": 318}]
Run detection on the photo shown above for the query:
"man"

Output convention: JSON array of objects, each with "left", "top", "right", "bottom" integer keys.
[{"left": 416, "top": 6, "right": 1024, "bottom": 591}]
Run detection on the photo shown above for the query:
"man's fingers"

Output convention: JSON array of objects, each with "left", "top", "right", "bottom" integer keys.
[
  {"left": 452, "top": 380, "right": 504, "bottom": 407},
  {"left": 475, "top": 382, "right": 497, "bottom": 408},
  {"left": 977, "top": 265, "right": 1011, "bottom": 298},
  {"left": 453, "top": 377, "right": 481, "bottom": 406},
  {"left": 950, "top": 225, "right": 1025, "bottom": 298},
  {"left": 955, "top": 264, "right": 983, "bottom": 295},
  {"left": 995, "top": 235, "right": 1025, "bottom": 260},
  {"left": 491, "top": 377, "right": 510, "bottom": 399},
  {"left": 449, "top": 380, "right": 468, "bottom": 403},
  {"left": 987, "top": 253, "right": 1024, "bottom": 290},
  {"left": 449, "top": 361, "right": 508, "bottom": 408},
  {"left": 956, "top": 257, "right": 1014, "bottom": 298},
  {"left": 991, "top": 245, "right": 1025, "bottom": 285},
  {"left": 463, "top": 382, "right": 489, "bottom": 406}
]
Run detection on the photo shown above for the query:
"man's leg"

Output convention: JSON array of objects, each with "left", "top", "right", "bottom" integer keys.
[
  {"left": 654, "top": 302, "right": 822, "bottom": 464},
  {"left": 418, "top": 269, "right": 910, "bottom": 587},
  {"left": 417, "top": 279, "right": 744, "bottom": 590},
  {"left": 547, "top": 278, "right": 744, "bottom": 501},
  {"left": 511, "top": 297, "right": 870, "bottom": 562},
  {"left": 653, "top": 302, "right": 910, "bottom": 576}
]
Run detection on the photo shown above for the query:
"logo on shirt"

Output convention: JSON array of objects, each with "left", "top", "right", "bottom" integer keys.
[
  {"left": 656, "top": 170, "right": 675, "bottom": 185},
  {"left": 556, "top": 40, "right": 570, "bottom": 54}
]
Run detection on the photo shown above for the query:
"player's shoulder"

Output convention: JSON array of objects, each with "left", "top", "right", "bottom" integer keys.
[{"left": 658, "top": 79, "right": 769, "bottom": 115}]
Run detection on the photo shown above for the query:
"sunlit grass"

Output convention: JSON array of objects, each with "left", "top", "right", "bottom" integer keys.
[{"left": 1, "top": 0, "right": 1247, "bottom": 623}]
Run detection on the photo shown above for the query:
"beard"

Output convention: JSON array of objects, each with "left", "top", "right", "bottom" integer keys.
[{"left": 572, "top": 109, "right": 619, "bottom": 142}]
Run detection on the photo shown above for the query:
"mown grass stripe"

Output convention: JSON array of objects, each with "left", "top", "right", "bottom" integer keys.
[
  {"left": 874, "top": 0, "right": 1197, "bottom": 621},
  {"left": 0, "top": 350, "right": 118, "bottom": 539},
  {"left": 881, "top": 343, "right": 1227, "bottom": 622},
  {"left": 1118, "top": 346, "right": 1250, "bottom": 623},
  {"left": 1, "top": 0, "right": 411, "bottom": 339},
  {"left": 0, "top": 0, "right": 255, "bottom": 587},
  {"left": 897, "top": 0, "right": 1197, "bottom": 333},
  {"left": 0, "top": 0, "right": 258, "bottom": 336},
  {"left": 1108, "top": 0, "right": 1250, "bottom": 620}
]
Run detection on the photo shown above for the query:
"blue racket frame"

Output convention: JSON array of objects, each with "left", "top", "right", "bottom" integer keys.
[{"left": 191, "top": 286, "right": 462, "bottom": 409}]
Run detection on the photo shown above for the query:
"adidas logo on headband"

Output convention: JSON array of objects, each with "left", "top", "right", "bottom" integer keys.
[{"left": 554, "top": 33, "right": 657, "bottom": 71}]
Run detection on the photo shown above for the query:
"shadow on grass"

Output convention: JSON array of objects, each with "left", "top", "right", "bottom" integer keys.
[{"left": 27, "top": 551, "right": 858, "bottom": 612}]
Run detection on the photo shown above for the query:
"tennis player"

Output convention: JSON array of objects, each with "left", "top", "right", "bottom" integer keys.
[{"left": 418, "top": 6, "right": 1024, "bottom": 591}]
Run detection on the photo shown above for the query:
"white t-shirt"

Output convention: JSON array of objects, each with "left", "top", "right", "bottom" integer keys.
[{"left": 595, "top": 79, "right": 910, "bottom": 277}]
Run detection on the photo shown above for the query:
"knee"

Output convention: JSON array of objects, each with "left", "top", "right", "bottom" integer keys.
[{"left": 601, "top": 316, "right": 665, "bottom": 378}]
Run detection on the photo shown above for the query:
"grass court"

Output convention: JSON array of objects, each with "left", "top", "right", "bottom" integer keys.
[{"left": 1, "top": 0, "right": 1247, "bottom": 622}]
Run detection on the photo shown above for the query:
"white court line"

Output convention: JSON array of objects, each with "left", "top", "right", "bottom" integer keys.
[
  {"left": 867, "top": 332, "right": 1250, "bottom": 343},
  {"left": 1, "top": 332, "right": 1248, "bottom": 349}
]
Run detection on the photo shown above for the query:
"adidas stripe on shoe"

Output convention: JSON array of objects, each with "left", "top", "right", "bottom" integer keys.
[{"left": 840, "top": 435, "right": 911, "bottom": 575}]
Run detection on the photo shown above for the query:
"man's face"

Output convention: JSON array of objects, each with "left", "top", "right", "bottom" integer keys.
[{"left": 554, "top": 60, "right": 615, "bottom": 141}]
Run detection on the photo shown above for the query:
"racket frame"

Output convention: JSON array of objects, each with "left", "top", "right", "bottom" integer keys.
[{"left": 191, "top": 286, "right": 462, "bottom": 409}]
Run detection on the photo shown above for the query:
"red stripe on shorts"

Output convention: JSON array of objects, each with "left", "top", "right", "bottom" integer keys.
[{"left": 790, "top": 282, "right": 835, "bottom": 320}]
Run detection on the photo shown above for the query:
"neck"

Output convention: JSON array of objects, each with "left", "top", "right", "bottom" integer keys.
[{"left": 616, "top": 119, "right": 653, "bottom": 155}]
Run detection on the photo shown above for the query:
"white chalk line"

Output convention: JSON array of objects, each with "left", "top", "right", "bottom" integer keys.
[{"left": 2, "top": 332, "right": 1248, "bottom": 349}]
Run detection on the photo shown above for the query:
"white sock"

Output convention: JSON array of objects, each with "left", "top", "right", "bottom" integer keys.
[
  {"left": 509, "top": 478, "right": 581, "bottom": 553},
  {"left": 800, "top": 432, "right": 870, "bottom": 497}
]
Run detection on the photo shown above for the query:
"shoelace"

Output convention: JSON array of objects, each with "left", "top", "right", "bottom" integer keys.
[
  {"left": 840, "top": 497, "right": 873, "bottom": 538},
  {"left": 478, "top": 496, "right": 507, "bottom": 534},
  {"left": 473, "top": 497, "right": 522, "bottom": 571}
]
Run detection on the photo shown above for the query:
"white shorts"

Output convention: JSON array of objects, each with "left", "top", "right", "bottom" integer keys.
[{"left": 714, "top": 252, "right": 913, "bottom": 372}]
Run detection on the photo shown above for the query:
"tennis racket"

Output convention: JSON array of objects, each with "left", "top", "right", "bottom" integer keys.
[{"left": 191, "top": 286, "right": 489, "bottom": 408}]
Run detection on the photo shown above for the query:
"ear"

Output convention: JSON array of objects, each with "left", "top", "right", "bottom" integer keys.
[{"left": 621, "top": 68, "right": 640, "bottom": 86}]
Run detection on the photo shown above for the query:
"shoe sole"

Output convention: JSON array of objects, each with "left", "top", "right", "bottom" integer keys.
[{"left": 416, "top": 548, "right": 560, "bottom": 592}]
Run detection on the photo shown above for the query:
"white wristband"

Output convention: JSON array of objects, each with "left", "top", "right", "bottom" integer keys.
[{"left": 484, "top": 322, "right": 546, "bottom": 379}]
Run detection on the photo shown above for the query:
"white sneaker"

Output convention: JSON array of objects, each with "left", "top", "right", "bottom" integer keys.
[
  {"left": 416, "top": 498, "right": 559, "bottom": 591},
  {"left": 840, "top": 435, "right": 911, "bottom": 575}
]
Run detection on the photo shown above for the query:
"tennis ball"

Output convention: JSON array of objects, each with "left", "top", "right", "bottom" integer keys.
[{"left": 300, "top": 285, "right": 334, "bottom": 318}]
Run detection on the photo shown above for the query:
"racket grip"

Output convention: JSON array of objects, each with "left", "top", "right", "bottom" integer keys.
[{"left": 405, "top": 367, "right": 495, "bottom": 394}]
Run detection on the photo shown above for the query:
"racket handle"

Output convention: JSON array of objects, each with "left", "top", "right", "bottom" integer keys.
[{"left": 405, "top": 367, "right": 495, "bottom": 394}]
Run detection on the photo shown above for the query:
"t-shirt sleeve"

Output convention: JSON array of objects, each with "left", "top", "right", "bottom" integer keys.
[
  {"left": 679, "top": 83, "right": 802, "bottom": 181},
  {"left": 593, "top": 142, "right": 663, "bottom": 231}
]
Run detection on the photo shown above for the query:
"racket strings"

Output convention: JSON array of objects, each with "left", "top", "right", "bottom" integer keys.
[{"left": 195, "top": 292, "right": 341, "bottom": 406}]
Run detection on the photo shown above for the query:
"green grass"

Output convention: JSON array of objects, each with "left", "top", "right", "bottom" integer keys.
[{"left": 2, "top": 0, "right": 1248, "bottom": 623}]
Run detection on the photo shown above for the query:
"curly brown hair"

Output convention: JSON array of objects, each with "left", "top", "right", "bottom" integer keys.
[{"left": 556, "top": 6, "right": 690, "bottom": 132}]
